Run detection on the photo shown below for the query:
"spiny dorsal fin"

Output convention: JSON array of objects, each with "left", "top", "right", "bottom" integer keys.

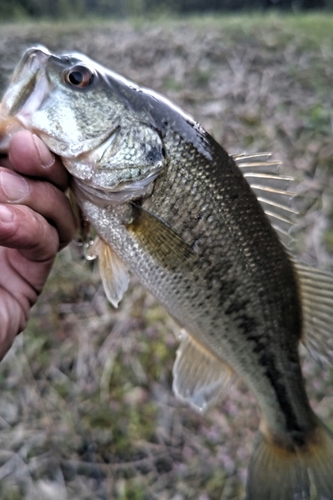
[
  {"left": 233, "top": 153, "right": 297, "bottom": 247},
  {"left": 233, "top": 152, "right": 280, "bottom": 172},
  {"left": 296, "top": 262, "right": 333, "bottom": 366},
  {"left": 172, "top": 329, "right": 235, "bottom": 413},
  {"left": 90, "top": 236, "right": 130, "bottom": 308}
]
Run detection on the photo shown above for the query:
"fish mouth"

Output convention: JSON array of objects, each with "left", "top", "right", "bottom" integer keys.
[
  {"left": 1, "top": 47, "right": 51, "bottom": 126},
  {"left": 0, "top": 48, "right": 52, "bottom": 153},
  {"left": 72, "top": 171, "right": 161, "bottom": 207}
]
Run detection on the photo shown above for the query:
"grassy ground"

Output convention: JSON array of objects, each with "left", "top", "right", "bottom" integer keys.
[{"left": 0, "top": 13, "right": 333, "bottom": 500}]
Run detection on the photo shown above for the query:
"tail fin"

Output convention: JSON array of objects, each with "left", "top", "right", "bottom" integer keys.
[{"left": 246, "top": 421, "right": 333, "bottom": 500}]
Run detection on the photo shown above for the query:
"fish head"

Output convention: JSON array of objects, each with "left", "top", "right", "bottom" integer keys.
[{"left": 0, "top": 46, "right": 166, "bottom": 204}]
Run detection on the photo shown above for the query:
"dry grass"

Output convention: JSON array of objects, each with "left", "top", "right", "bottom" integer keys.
[{"left": 0, "top": 14, "right": 333, "bottom": 500}]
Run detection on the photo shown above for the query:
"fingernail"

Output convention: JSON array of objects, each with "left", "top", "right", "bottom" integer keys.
[
  {"left": 0, "top": 205, "right": 14, "bottom": 222},
  {"left": 0, "top": 170, "right": 29, "bottom": 202},
  {"left": 33, "top": 134, "right": 55, "bottom": 168}
]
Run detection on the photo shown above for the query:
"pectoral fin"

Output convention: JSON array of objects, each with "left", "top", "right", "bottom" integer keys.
[
  {"left": 90, "top": 236, "right": 130, "bottom": 308},
  {"left": 127, "top": 204, "right": 197, "bottom": 269},
  {"left": 172, "top": 329, "right": 234, "bottom": 413}
]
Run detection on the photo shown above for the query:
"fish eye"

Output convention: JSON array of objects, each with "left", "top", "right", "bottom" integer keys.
[{"left": 64, "top": 66, "right": 95, "bottom": 88}]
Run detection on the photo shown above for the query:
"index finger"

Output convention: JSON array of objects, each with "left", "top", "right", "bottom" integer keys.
[{"left": 8, "top": 131, "right": 70, "bottom": 191}]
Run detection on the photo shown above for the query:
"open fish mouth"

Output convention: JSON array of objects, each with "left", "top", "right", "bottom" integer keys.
[
  {"left": 3, "top": 47, "right": 51, "bottom": 119},
  {"left": 0, "top": 47, "right": 51, "bottom": 152}
]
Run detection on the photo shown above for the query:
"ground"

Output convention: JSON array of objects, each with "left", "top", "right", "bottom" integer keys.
[{"left": 0, "top": 13, "right": 333, "bottom": 500}]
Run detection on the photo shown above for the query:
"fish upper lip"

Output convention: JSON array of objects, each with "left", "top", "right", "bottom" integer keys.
[
  {"left": 25, "top": 47, "right": 51, "bottom": 69},
  {"left": 11, "top": 46, "right": 51, "bottom": 84}
]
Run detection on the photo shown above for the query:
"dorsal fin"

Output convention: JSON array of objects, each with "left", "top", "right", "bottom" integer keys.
[
  {"left": 233, "top": 153, "right": 297, "bottom": 247},
  {"left": 295, "top": 262, "right": 333, "bottom": 366}
]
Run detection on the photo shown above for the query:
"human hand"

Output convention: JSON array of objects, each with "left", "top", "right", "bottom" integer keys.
[{"left": 0, "top": 130, "right": 76, "bottom": 360}]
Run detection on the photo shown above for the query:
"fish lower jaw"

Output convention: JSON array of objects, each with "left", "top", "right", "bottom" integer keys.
[
  {"left": 0, "top": 111, "right": 38, "bottom": 154},
  {"left": 15, "top": 113, "right": 31, "bottom": 129},
  {"left": 0, "top": 116, "right": 26, "bottom": 153}
]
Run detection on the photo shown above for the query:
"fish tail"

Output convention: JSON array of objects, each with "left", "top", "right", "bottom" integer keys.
[{"left": 246, "top": 419, "right": 333, "bottom": 500}]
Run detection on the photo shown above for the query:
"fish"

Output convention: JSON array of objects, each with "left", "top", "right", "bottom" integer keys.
[{"left": 1, "top": 46, "right": 333, "bottom": 499}]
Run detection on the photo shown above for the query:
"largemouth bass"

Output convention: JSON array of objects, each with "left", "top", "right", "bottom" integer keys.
[{"left": 1, "top": 47, "right": 333, "bottom": 500}]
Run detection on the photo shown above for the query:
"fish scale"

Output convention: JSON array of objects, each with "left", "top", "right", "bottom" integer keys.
[
  {"left": 83, "top": 126, "right": 307, "bottom": 433},
  {"left": 84, "top": 193, "right": 311, "bottom": 442}
]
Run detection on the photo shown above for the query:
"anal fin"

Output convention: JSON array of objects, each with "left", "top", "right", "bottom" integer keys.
[
  {"left": 90, "top": 236, "right": 130, "bottom": 308},
  {"left": 172, "top": 329, "right": 234, "bottom": 413}
]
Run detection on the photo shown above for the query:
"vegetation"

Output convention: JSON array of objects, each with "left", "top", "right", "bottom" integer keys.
[
  {"left": 0, "top": 0, "right": 331, "bottom": 21},
  {"left": 0, "top": 13, "right": 333, "bottom": 500}
]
